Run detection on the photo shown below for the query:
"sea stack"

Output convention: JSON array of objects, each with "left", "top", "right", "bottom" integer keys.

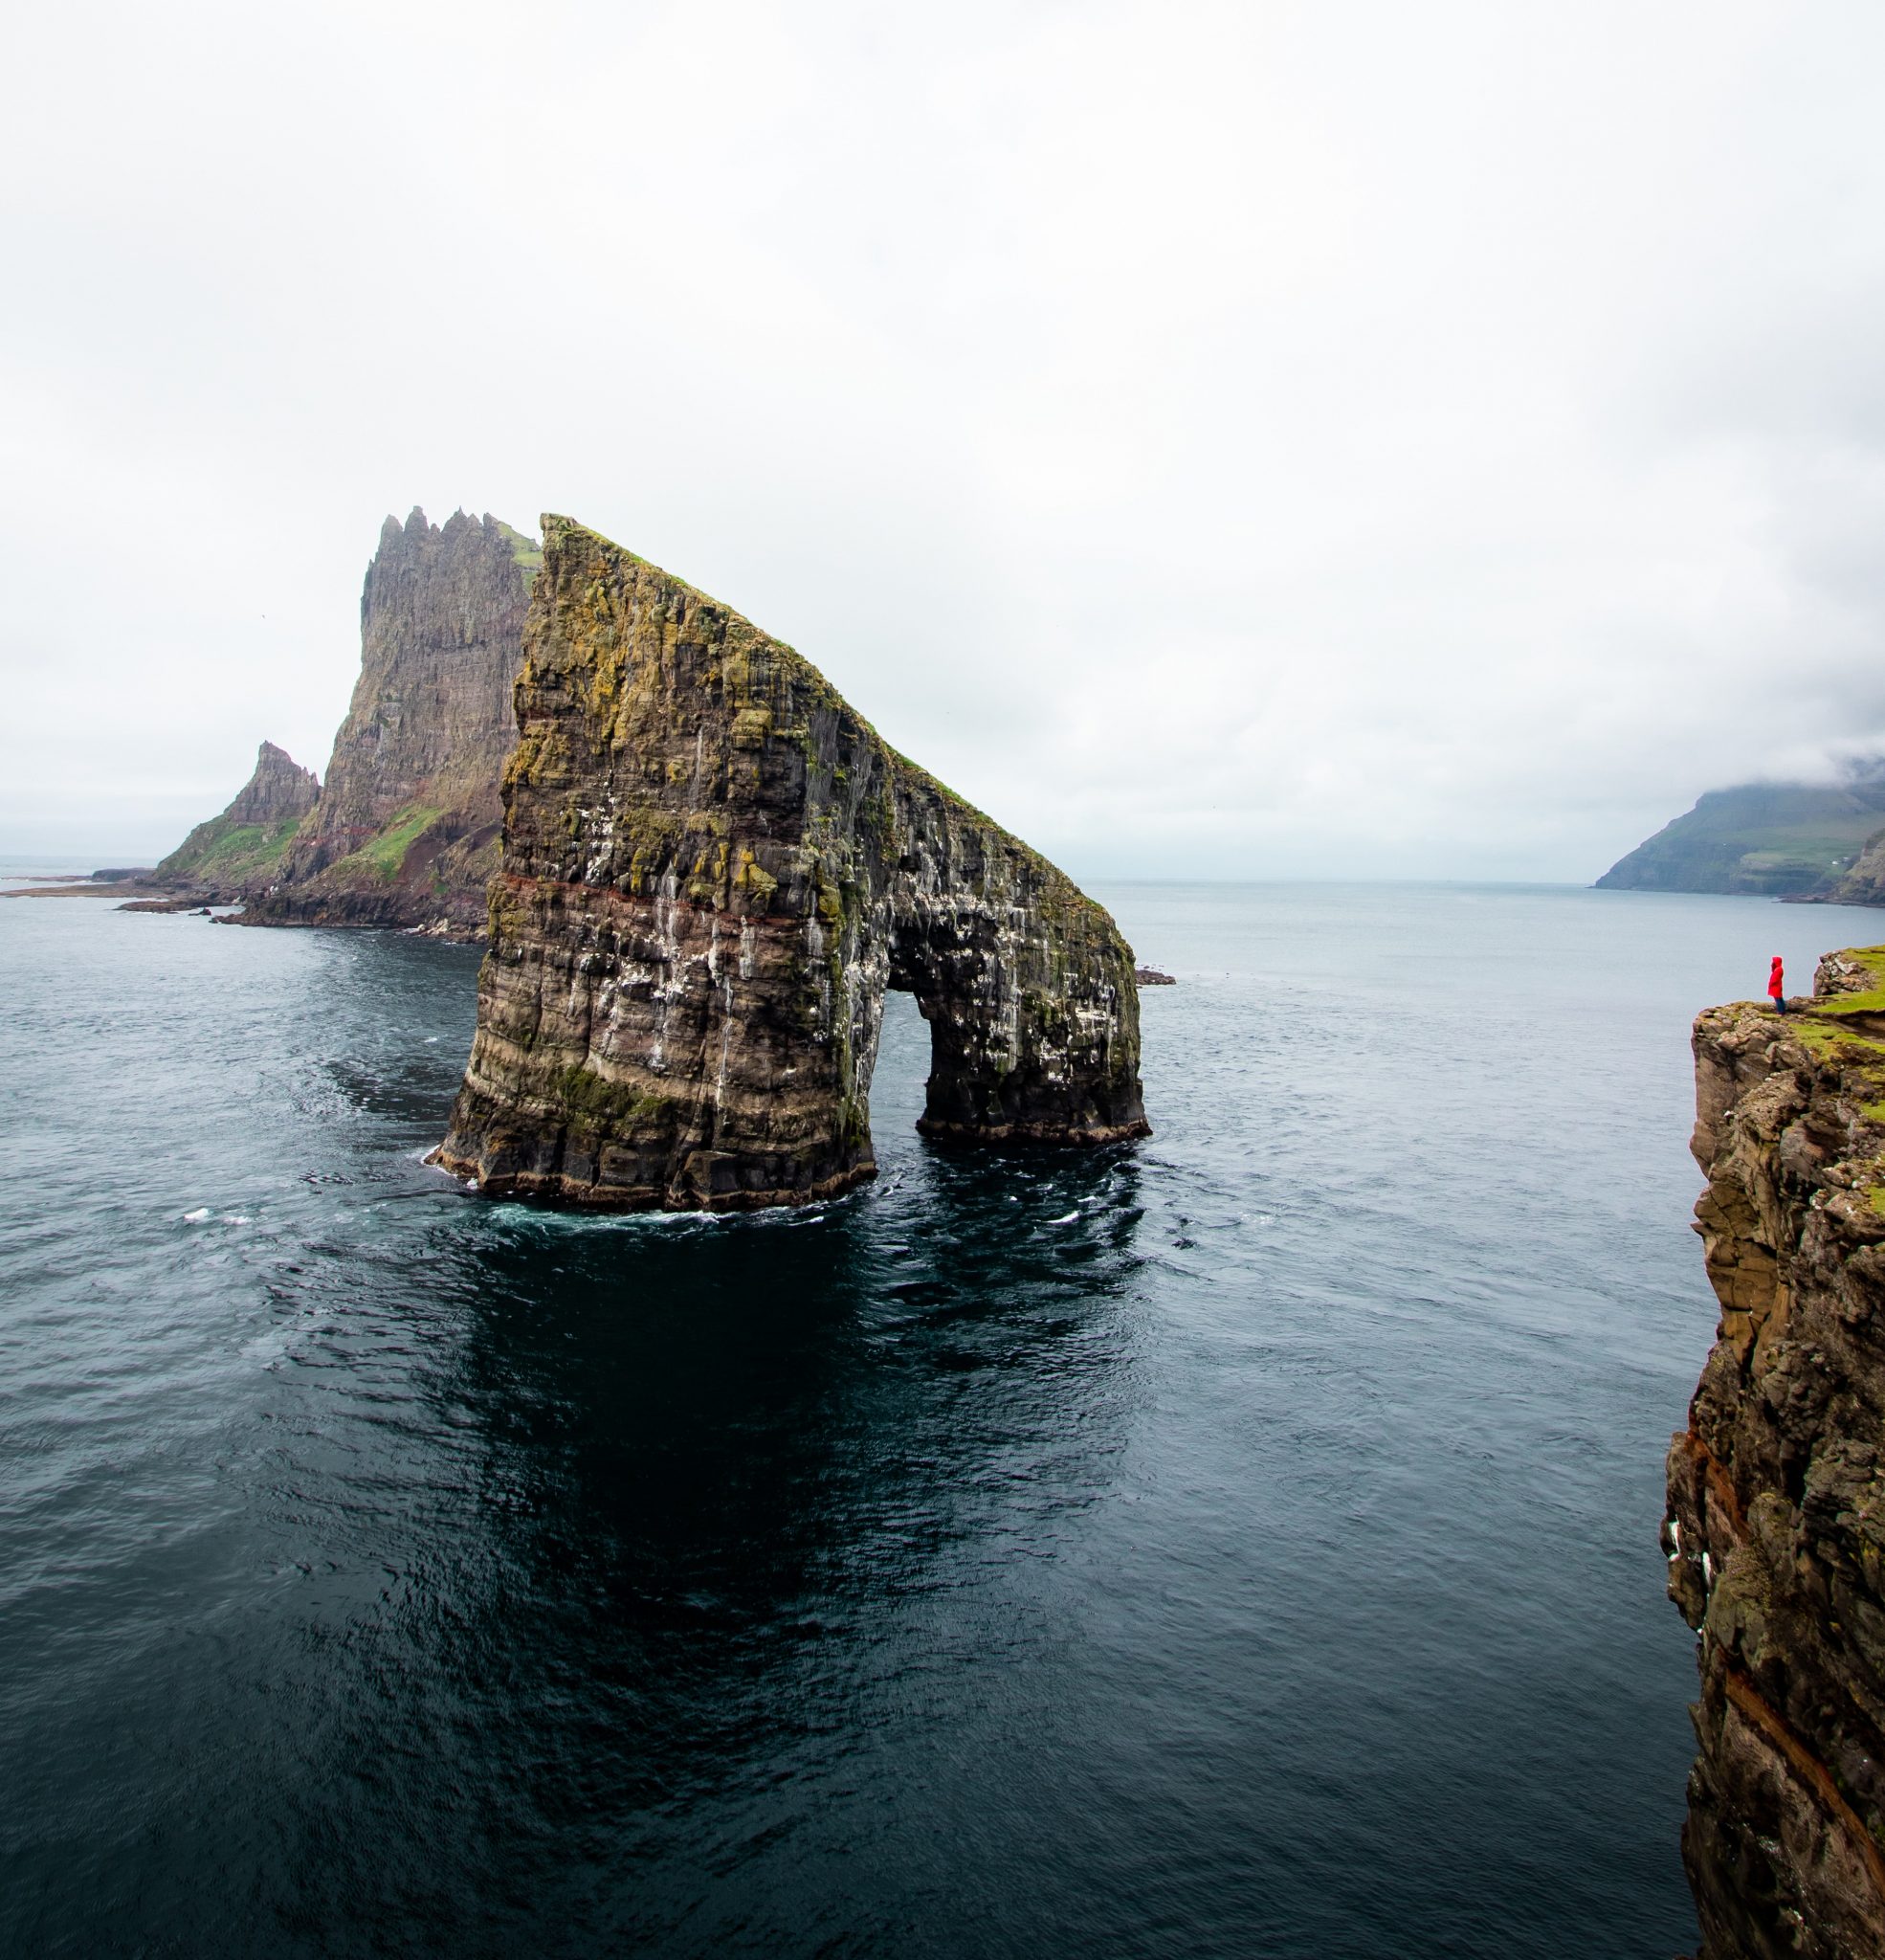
[
  {"left": 241, "top": 507, "right": 540, "bottom": 933},
  {"left": 435, "top": 515, "right": 1148, "bottom": 1211},
  {"left": 1668, "top": 946, "right": 1885, "bottom": 1956}
]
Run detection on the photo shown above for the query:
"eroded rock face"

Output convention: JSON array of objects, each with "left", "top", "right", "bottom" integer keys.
[
  {"left": 1668, "top": 946, "right": 1885, "bottom": 1957},
  {"left": 1814, "top": 831, "right": 1885, "bottom": 910},
  {"left": 242, "top": 507, "right": 539, "bottom": 934},
  {"left": 150, "top": 741, "right": 320, "bottom": 891},
  {"left": 436, "top": 515, "right": 1148, "bottom": 1211}
]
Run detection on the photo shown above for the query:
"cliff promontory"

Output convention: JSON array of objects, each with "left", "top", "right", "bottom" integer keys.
[
  {"left": 1668, "top": 946, "right": 1885, "bottom": 1955},
  {"left": 149, "top": 741, "right": 320, "bottom": 891},
  {"left": 1599, "top": 768, "right": 1885, "bottom": 897},
  {"left": 1807, "top": 831, "right": 1885, "bottom": 912},
  {"left": 435, "top": 516, "right": 1148, "bottom": 1211},
  {"left": 239, "top": 507, "right": 538, "bottom": 933}
]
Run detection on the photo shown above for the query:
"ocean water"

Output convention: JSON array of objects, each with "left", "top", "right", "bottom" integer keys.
[{"left": 0, "top": 878, "right": 1861, "bottom": 1957}]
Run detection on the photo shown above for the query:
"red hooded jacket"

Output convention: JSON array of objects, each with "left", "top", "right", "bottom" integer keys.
[{"left": 1768, "top": 957, "right": 1785, "bottom": 1000}]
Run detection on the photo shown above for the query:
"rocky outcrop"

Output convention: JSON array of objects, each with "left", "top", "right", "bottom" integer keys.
[
  {"left": 1599, "top": 768, "right": 1885, "bottom": 897},
  {"left": 149, "top": 741, "right": 320, "bottom": 892},
  {"left": 1807, "top": 831, "right": 1885, "bottom": 911},
  {"left": 435, "top": 515, "right": 1148, "bottom": 1211},
  {"left": 137, "top": 509, "right": 539, "bottom": 935},
  {"left": 239, "top": 507, "right": 538, "bottom": 934},
  {"left": 1667, "top": 945, "right": 1885, "bottom": 1956}
]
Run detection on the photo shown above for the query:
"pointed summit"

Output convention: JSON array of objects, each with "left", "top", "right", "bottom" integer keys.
[{"left": 151, "top": 742, "right": 319, "bottom": 890}]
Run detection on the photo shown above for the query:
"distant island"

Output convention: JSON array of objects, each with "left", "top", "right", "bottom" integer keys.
[
  {"left": 124, "top": 507, "right": 540, "bottom": 938},
  {"left": 1597, "top": 764, "right": 1885, "bottom": 902}
]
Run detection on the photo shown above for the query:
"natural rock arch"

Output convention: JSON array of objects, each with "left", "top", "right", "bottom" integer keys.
[{"left": 436, "top": 516, "right": 1149, "bottom": 1211}]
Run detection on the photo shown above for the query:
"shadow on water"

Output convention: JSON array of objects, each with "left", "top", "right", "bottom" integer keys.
[
  {"left": 261, "top": 1150, "right": 1147, "bottom": 1957},
  {"left": 1, "top": 892, "right": 1725, "bottom": 1959}
]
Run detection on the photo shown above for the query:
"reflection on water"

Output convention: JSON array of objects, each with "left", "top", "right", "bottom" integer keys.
[{"left": 0, "top": 883, "right": 1785, "bottom": 1955}]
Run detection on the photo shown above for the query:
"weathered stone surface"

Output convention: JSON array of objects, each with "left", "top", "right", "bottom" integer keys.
[
  {"left": 1668, "top": 945, "right": 1885, "bottom": 1957},
  {"left": 436, "top": 515, "right": 1148, "bottom": 1211},
  {"left": 149, "top": 740, "right": 320, "bottom": 892},
  {"left": 240, "top": 507, "right": 538, "bottom": 934},
  {"left": 135, "top": 509, "right": 539, "bottom": 934},
  {"left": 1808, "top": 829, "right": 1885, "bottom": 910}
]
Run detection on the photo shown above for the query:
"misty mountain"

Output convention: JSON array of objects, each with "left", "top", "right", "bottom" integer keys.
[{"left": 1596, "top": 766, "right": 1885, "bottom": 897}]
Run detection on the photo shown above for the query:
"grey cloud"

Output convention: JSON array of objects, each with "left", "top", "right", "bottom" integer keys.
[{"left": 3, "top": 0, "right": 1883, "bottom": 880}]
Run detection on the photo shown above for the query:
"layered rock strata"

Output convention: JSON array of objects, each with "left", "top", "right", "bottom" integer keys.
[
  {"left": 149, "top": 740, "right": 320, "bottom": 892},
  {"left": 239, "top": 508, "right": 538, "bottom": 934},
  {"left": 1668, "top": 945, "right": 1885, "bottom": 1957},
  {"left": 436, "top": 515, "right": 1149, "bottom": 1211}
]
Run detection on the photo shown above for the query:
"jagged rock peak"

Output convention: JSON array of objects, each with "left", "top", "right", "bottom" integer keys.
[
  {"left": 144, "top": 508, "right": 541, "bottom": 928},
  {"left": 243, "top": 505, "right": 536, "bottom": 930},
  {"left": 149, "top": 741, "right": 320, "bottom": 890},
  {"left": 225, "top": 742, "right": 319, "bottom": 826},
  {"left": 1669, "top": 946, "right": 1885, "bottom": 1954},
  {"left": 435, "top": 512, "right": 1149, "bottom": 1213}
]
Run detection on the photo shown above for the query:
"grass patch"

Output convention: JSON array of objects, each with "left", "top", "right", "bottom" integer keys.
[
  {"left": 157, "top": 817, "right": 299, "bottom": 884},
  {"left": 325, "top": 805, "right": 444, "bottom": 884},
  {"left": 1809, "top": 946, "right": 1885, "bottom": 1018},
  {"left": 496, "top": 521, "right": 544, "bottom": 590},
  {"left": 550, "top": 1064, "right": 674, "bottom": 1131}
]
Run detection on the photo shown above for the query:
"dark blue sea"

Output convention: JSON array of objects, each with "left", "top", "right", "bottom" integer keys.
[{"left": 1, "top": 874, "right": 1859, "bottom": 1957}]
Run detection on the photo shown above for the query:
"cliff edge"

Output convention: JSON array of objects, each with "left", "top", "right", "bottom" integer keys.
[
  {"left": 435, "top": 515, "right": 1148, "bottom": 1211},
  {"left": 1669, "top": 946, "right": 1885, "bottom": 1955}
]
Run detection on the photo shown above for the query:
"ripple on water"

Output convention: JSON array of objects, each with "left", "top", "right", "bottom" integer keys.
[{"left": 0, "top": 884, "right": 1785, "bottom": 1954}]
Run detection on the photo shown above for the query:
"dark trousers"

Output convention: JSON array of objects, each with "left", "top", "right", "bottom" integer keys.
[{"left": 1771, "top": 992, "right": 1786, "bottom": 1014}]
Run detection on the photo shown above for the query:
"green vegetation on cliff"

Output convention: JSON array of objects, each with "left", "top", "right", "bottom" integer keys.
[
  {"left": 437, "top": 511, "right": 1148, "bottom": 1213},
  {"left": 157, "top": 818, "right": 302, "bottom": 886},
  {"left": 152, "top": 741, "right": 320, "bottom": 892},
  {"left": 496, "top": 521, "right": 544, "bottom": 590},
  {"left": 323, "top": 803, "right": 446, "bottom": 884},
  {"left": 1596, "top": 769, "right": 1885, "bottom": 895}
]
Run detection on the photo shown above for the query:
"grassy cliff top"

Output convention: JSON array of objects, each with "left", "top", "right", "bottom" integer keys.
[
  {"left": 1599, "top": 774, "right": 1885, "bottom": 896},
  {"left": 495, "top": 521, "right": 544, "bottom": 589}
]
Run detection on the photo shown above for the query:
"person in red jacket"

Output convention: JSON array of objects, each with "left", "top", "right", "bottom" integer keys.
[{"left": 1768, "top": 955, "right": 1786, "bottom": 1014}]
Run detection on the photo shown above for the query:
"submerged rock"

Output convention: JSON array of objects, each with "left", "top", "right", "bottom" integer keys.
[
  {"left": 436, "top": 515, "right": 1149, "bottom": 1211},
  {"left": 1669, "top": 946, "right": 1885, "bottom": 1956}
]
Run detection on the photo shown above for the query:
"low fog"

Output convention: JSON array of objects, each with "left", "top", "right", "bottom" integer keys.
[{"left": 4, "top": 1, "right": 1882, "bottom": 878}]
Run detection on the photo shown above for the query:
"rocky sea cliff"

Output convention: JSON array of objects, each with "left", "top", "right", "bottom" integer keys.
[
  {"left": 1670, "top": 945, "right": 1885, "bottom": 1954},
  {"left": 436, "top": 515, "right": 1147, "bottom": 1211},
  {"left": 142, "top": 507, "right": 538, "bottom": 936}
]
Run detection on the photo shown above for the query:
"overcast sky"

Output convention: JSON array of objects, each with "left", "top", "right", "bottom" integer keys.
[{"left": 4, "top": 1, "right": 1882, "bottom": 878}]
